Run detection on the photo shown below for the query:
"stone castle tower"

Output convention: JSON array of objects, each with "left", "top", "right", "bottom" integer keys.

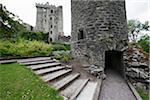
[
  {"left": 71, "top": 0, "right": 128, "bottom": 74},
  {"left": 35, "top": 2, "right": 63, "bottom": 42}
]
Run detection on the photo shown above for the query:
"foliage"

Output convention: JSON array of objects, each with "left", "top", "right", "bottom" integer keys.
[
  {"left": 63, "top": 43, "right": 71, "bottom": 50},
  {"left": 20, "top": 32, "right": 48, "bottom": 43},
  {"left": 52, "top": 51, "right": 72, "bottom": 62},
  {"left": 52, "top": 43, "right": 71, "bottom": 51},
  {"left": 138, "top": 35, "right": 150, "bottom": 53},
  {"left": 137, "top": 88, "right": 149, "bottom": 100},
  {"left": 0, "top": 38, "right": 71, "bottom": 57},
  {"left": 0, "top": 5, "right": 27, "bottom": 39},
  {"left": 0, "top": 39, "right": 53, "bottom": 57},
  {"left": 128, "top": 20, "right": 150, "bottom": 42},
  {"left": 0, "top": 63, "right": 63, "bottom": 100}
]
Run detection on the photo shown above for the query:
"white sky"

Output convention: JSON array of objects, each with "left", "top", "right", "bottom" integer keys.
[{"left": 1, "top": 0, "right": 150, "bottom": 36}]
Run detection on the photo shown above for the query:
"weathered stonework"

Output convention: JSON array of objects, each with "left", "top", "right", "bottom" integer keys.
[
  {"left": 71, "top": 0, "right": 128, "bottom": 75},
  {"left": 123, "top": 45, "right": 149, "bottom": 90},
  {"left": 35, "top": 2, "right": 63, "bottom": 42}
]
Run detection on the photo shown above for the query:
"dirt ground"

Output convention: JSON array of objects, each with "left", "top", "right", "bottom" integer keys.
[{"left": 68, "top": 61, "right": 98, "bottom": 81}]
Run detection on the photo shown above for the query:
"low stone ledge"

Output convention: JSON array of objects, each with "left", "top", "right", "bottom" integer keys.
[{"left": 126, "top": 80, "right": 142, "bottom": 100}]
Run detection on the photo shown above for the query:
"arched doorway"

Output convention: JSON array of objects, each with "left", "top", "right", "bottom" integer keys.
[{"left": 105, "top": 50, "right": 124, "bottom": 76}]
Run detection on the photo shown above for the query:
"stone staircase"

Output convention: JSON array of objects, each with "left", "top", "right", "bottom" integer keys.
[
  {"left": 1, "top": 57, "right": 141, "bottom": 100},
  {"left": 17, "top": 57, "right": 101, "bottom": 100}
]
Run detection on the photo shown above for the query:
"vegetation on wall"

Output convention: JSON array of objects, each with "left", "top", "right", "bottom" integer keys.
[{"left": 138, "top": 35, "right": 150, "bottom": 53}]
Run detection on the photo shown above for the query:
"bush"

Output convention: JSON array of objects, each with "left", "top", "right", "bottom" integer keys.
[
  {"left": 0, "top": 39, "right": 53, "bottom": 57},
  {"left": 52, "top": 51, "right": 72, "bottom": 62},
  {"left": 138, "top": 35, "right": 150, "bottom": 53},
  {"left": 52, "top": 43, "right": 71, "bottom": 51},
  {"left": 63, "top": 43, "right": 71, "bottom": 50},
  {"left": 19, "top": 32, "right": 48, "bottom": 43},
  {"left": 52, "top": 44, "right": 67, "bottom": 51}
]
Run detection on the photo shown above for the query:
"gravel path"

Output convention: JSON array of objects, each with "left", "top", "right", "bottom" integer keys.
[{"left": 99, "top": 70, "right": 136, "bottom": 100}]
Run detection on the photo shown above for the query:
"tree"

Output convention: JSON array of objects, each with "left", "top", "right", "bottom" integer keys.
[
  {"left": 0, "top": 5, "right": 27, "bottom": 39},
  {"left": 128, "top": 20, "right": 150, "bottom": 42}
]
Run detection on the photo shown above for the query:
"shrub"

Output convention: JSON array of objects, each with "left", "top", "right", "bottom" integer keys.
[
  {"left": 19, "top": 32, "right": 48, "bottom": 43},
  {"left": 52, "top": 43, "right": 71, "bottom": 51},
  {"left": 0, "top": 39, "right": 53, "bottom": 57},
  {"left": 52, "top": 44, "right": 67, "bottom": 51},
  {"left": 138, "top": 35, "right": 150, "bottom": 53},
  {"left": 52, "top": 51, "right": 72, "bottom": 62},
  {"left": 63, "top": 43, "right": 71, "bottom": 50}
]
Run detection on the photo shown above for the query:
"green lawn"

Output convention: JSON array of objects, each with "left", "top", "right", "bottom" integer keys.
[{"left": 0, "top": 63, "right": 63, "bottom": 100}]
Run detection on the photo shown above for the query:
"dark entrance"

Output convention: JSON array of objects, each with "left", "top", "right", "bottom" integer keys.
[{"left": 105, "top": 50, "right": 124, "bottom": 76}]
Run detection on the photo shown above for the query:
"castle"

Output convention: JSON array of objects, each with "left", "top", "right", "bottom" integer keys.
[
  {"left": 71, "top": 0, "right": 128, "bottom": 75},
  {"left": 35, "top": 2, "right": 63, "bottom": 42}
]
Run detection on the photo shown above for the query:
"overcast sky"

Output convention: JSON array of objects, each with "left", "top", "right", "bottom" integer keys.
[{"left": 1, "top": 0, "right": 150, "bottom": 36}]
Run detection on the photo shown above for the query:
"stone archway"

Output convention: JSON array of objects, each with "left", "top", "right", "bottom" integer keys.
[{"left": 105, "top": 50, "right": 124, "bottom": 76}]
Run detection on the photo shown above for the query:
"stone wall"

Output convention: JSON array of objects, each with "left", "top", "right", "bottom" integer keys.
[
  {"left": 35, "top": 2, "right": 63, "bottom": 42},
  {"left": 71, "top": 0, "right": 128, "bottom": 74},
  {"left": 123, "top": 44, "right": 149, "bottom": 90}
]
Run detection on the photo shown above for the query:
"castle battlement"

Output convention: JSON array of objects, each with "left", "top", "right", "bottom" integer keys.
[{"left": 36, "top": 2, "right": 56, "bottom": 8}]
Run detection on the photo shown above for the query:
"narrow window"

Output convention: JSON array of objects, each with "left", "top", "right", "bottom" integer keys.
[
  {"left": 49, "top": 38, "right": 52, "bottom": 42},
  {"left": 50, "top": 31, "right": 52, "bottom": 34},
  {"left": 51, "top": 10, "right": 53, "bottom": 13},
  {"left": 78, "top": 29, "right": 85, "bottom": 40},
  {"left": 51, "top": 25, "right": 53, "bottom": 28},
  {"left": 50, "top": 17, "right": 52, "bottom": 20}
]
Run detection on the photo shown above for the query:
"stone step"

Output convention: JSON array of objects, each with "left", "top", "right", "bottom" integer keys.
[
  {"left": 53, "top": 73, "right": 80, "bottom": 90},
  {"left": 29, "top": 62, "right": 61, "bottom": 70},
  {"left": 41, "top": 69, "right": 72, "bottom": 82},
  {"left": 76, "top": 82, "right": 98, "bottom": 100},
  {"left": 21, "top": 60, "right": 55, "bottom": 65},
  {"left": 35, "top": 66, "right": 66, "bottom": 75},
  {"left": 69, "top": 79, "right": 89, "bottom": 100},
  {"left": 92, "top": 80, "right": 102, "bottom": 100},
  {"left": 60, "top": 79, "right": 89, "bottom": 99},
  {"left": 0, "top": 60, "right": 16, "bottom": 64},
  {"left": 17, "top": 57, "right": 51, "bottom": 63}
]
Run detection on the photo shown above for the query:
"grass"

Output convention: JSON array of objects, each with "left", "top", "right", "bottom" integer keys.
[
  {"left": 137, "top": 88, "right": 149, "bottom": 100},
  {"left": 0, "top": 63, "right": 63, "bottom": 100}
]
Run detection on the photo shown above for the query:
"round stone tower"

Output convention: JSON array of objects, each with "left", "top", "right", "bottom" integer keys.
[{"left": 71, "top": 0, "right": 128, "bottom": 75}]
